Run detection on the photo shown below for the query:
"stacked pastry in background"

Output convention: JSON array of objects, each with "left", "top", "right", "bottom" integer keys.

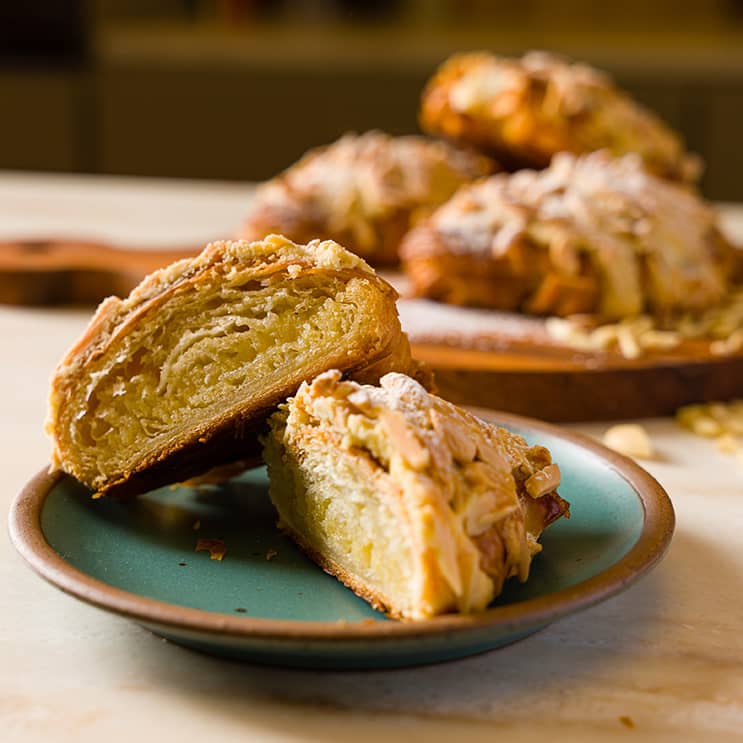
[
  {"left": 240, "top": 131, "right": 494, "bottom": 265},
  {"left": 419, "top": 51, "right": 699, "bottom": 182},
  {"left": 241, "top": 50, "right": 740, "bottom": 359},
  {"left": 407, "top": 51, "right": 742, "bottom": 358}
]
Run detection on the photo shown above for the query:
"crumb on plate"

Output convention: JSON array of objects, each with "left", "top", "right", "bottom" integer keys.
[{"left": 195, "top": 538, "right": 226, "bottom": 561}]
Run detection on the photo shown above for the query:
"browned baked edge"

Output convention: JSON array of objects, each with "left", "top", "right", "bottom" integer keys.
[
  {"left": 91, "top": 325, "right": 417, "bottom": 499},
  {"left": 401, "top": 223, "right": 601, "bottom": 316},
  {"left": 277, "top": 519, "right": 402, "bottom": 619},
  {"left": 50, "top": 239, "right": 424, "bottom": 498}
]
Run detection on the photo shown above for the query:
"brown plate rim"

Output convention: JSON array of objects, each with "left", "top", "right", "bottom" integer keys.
[{"left": 8, "top": 409, "right": 675, "bottom": 642}]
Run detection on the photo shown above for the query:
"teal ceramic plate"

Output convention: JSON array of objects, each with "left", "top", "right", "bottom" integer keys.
[{"left": 9, "top": 410, "right": 674, "bottom": 669}]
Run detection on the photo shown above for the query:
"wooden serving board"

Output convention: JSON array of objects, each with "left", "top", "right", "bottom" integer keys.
[
  {"left": 0, "top": 238, "right": 200, "bottom": 305},
  {"left": 410, "top": 338, "right": 743, "bottom": 422},
  {"left": 392, "top": 279, "right": 743, "bottom": 422},
  {"left": 1, "top": 242, "right": 740, "bottom": 422}
]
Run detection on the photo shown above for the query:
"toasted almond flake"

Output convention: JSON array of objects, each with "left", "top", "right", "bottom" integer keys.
[
  {"left": 692, "top": 416, "right": 723, "bottom": 437},
  {"left": 544, "top": 316, "right": 576, "bottom": 343},
  {"left": 544, "top": 286, "right": 742, "bottom": 359},
  {"left": 602, "top": 423, "right": 654, "bottom": 460},
  {"left": 524, "top": 463, "right": 562, "bottom": 497},
  {"left": 430, "top": 407, "right": 477, "bottom": 464},
  {"left": 639, "top": 329, "right": 681, "bottom": 350},
  {"left": 616, "top": 326, "right": 641, "bottom": 359},
  {"left": 380, "top": 409, "right": 430, "bottom": 470}
]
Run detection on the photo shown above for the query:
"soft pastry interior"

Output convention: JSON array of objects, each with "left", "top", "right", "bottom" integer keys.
[
  {"left": 47, "top": 235, "right": 418, "bottom": 497},
  {"left": 264, "top": 370, "right": 568, "bottom": 619}
]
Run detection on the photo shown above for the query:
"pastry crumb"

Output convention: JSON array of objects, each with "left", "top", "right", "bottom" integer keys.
[
  {"left": 192, "top": 520, "right": 201, "bottom": 531},
  {"left": 544, "top": 286, "right": 743, "bottom": 359},
  {"left": 603, "top": 424, "right": 654, "bottom": 460},
  {"left": 265, "top": 548, "right": 278, "bottom": 561},
  {"left": 195, "top": 538, "right": 226, "bottom": 561},
  {"left": 619, "top": 715, "right": 635, "bottom": 729}
]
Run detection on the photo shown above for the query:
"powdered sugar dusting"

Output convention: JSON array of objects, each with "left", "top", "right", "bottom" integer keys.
[{"left": 398, "top": 297, "right": 553, "bottom": 349}]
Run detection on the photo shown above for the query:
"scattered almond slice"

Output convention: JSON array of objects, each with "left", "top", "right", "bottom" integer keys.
[
  {"left": 602, "top": 423, "right": 654, "bottom": 460},
  {"left": 545, "top": 286, "right": 743, "bottom": 359},
  {"left": 710, "top": 329, "right": 743, "bottom": 356},
  {"left": 676, "top": 401, "right": 743, "bottom": 462}
]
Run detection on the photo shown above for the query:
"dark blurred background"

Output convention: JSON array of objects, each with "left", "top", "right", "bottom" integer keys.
[{"left": 2, "top": 0, "right": 743, "bottom": 199}]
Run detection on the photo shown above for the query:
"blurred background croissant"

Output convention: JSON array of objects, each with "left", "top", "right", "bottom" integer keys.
[{"left": 3, "top": 0, "right": 743, "bottom": 200}]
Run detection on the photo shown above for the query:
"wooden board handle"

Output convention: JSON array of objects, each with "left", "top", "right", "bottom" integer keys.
[{"left": 0, "top": 239, "right": 202, "bottom": 305}]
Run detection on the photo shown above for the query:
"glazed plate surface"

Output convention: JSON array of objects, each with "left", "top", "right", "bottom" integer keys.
[{"left": 9, "top": 411, "right": 674, "bottom": 669}]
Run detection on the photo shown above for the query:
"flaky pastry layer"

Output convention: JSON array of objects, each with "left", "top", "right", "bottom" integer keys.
[{"left": 47, "top": 235, "right": 419, "bottom": 497}]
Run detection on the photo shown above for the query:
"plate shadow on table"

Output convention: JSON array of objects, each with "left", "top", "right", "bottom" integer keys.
[{"left": 82, "top": 523, "right": 742, "bottom": 741}]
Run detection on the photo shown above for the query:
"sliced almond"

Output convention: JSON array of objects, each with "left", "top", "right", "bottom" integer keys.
[{"left": 524, "top": 463, "right": 562, "bottom": 498}]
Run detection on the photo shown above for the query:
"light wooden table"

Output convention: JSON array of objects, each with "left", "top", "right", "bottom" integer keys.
[{"left": 2, "top": 172, "right": 742, "bottom": 743}]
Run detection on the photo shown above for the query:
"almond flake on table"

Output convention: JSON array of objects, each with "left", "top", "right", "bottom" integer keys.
[
  {"left": 602, "top": 423, "right": 655, "bottom": 460},
  {"left": 676, "top": 401, "right": 743, "bottom": 461}
]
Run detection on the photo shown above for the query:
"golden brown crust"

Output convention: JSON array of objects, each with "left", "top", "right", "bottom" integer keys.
[
  {"left": 402, "top": 224, "right": 599, "bottom": 314},
  {"left": 420, "top": 51, "right": 699, "bottom": 182},
  {"left": 401, "top": 152, "right": 736, "bottom": 321},
  {"left": 240, "top": 131, "right": 495, "bottom": 265},
  {"left": 47, "top": 235, "right": 423, "bottom": 497}
]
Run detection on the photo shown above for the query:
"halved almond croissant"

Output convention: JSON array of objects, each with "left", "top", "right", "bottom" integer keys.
[
  {"left": 263, "top": 370, "right": 569, "bottom": 619},
  {"left": 47, "top": 235, "right": 419, "bottom": 497}
]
